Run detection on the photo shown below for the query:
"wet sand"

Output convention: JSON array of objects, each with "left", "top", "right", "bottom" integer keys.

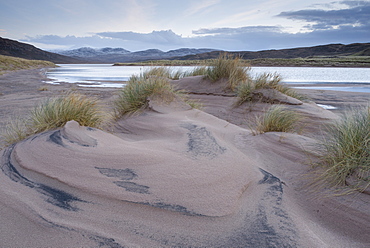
[{"left": 0, "top": 69, "right": 369, "bottom": 247}]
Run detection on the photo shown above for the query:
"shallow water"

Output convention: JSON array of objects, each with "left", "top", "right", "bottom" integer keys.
[{"left": 46, "top": 64, "right": 370, "bottom": 92}]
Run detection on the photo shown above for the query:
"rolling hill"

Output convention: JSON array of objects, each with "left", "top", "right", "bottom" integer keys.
[
  {"left": 0, "top": 37, "right": 84, "bottom": 64},
  {"left": 170, "top": 43, "right": 370, "bottom": 60}
]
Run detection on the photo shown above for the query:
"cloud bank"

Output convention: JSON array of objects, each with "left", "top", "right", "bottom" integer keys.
[{"left": 23, "top": 1, "right": 370, "bottom": 51}]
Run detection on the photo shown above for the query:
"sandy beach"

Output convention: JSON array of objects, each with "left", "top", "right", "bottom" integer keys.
[{"left": 0, "top": 68, "right": 369, "bottom": 247}]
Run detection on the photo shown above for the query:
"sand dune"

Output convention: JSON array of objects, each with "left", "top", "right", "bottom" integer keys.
[{"left": 0, "top": 70, "right": 369, "bottom": 247}]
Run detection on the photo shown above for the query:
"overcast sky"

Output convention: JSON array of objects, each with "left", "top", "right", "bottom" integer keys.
[{"left": 0, "top": 0, "right": 369, "bottom": 51}]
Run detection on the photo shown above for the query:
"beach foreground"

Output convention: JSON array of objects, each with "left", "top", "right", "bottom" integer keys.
[{"left": 0, "top": 69, "right": 369, "bottom": 247}]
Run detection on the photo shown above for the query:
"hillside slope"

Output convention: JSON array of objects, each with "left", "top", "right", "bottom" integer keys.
[
  {"left": 0, "top": 37, "right": 84, "bottom": 64},
  {"left": 172, "top": 43, "right": 370, "bottom": 60}
]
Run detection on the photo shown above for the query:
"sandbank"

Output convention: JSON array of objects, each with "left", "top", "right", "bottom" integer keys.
[{"left": 0, "top": 69, "right": 369, "bottom": 247}]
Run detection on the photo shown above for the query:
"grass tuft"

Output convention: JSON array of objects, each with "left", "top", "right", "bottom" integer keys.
[
  {"left": 236, "top": 81, "right": 254, "bottom": 105},
  {"left": 2, "top": 117, "right": 30, "bottom": 146},
  {"left": 114, "top": 75, "right": 176, "bottom": 118},
  {"left": 254, "top": 105, "right": 302, "bottom": 134},
  {"left": 1, "top": 92, "right": 106, "bottom": 146},
  {"left": 182, "top": 66, "right": 208, "bottom": 77},
  {"left": 254, "top": 72, "right": 283, "bottom": 90},
  {"left": 317, "top": 106, "right": 370, "bottom": 191},
  {"left": 142, "top": 66, "right": 174, "bottom": 79},
  {"left": 236, "top": 72, "right": 305, "bottom": 105},
  {"left": 205, "top": 53, "right": 251, "bottom": 90},
  {"left": 30, "top": 93, "right": 105, "bottom": 134}
]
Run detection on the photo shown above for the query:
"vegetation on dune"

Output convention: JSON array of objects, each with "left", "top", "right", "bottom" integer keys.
[
  {"left": 118, "top": 55, "right": 304, "bottom": 106},
  {"left": 235, "top": 72, "right": 305, "bottom": 105},
  {"left": 128, "top": 66, "right": 208, "bottom": 80},
  {"left": 1, "top": 92, "right": 107, "bottom": 146},
  {"left": 181, "top": 66, "right": 209, "bottom": 78},
  {"left": 196, "top": 54, "right": 304, "bottom": 104},
  {"left": 0, "top": 55, "right": 56, "bottom": 75},
  {"left": 141, "top": 66, "right": 179, "bottom": 80},
  {"left": 317, "top": 106, "right": 370, "bottom": 192},
  {"left": 253, "top": 105, "right": 302, "bottom": 134},
  {"left": 30, "top": 93, "right": 106, "bottom": 133},
  {"left": 204, "top": 54, "right": 251, "bottom": 90},
  {"left": 114, "top": 69, "right": 177, "bottom": 118}
]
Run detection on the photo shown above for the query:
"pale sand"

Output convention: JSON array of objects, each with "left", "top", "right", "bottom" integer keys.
[{"left": 0, "top": 69, "right": 369, "bottom": 247}]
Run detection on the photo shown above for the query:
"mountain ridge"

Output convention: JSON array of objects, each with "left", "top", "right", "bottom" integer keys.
[
  {"left": 0, "top": 37, "right": 84, "bottom": 63},
  {"left": 170, "top": 43, "right": 370, "bottom": 60},
  {"left": 1, "top": 36, "right": 369, "bottom": 65},
  {"left": 53, "top": 47, "right": 218, "bottom": 63}
]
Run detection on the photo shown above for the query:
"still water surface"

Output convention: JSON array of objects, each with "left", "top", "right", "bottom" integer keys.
[{"left": 46, "top": 64, "right": 370, "bottom": 93}]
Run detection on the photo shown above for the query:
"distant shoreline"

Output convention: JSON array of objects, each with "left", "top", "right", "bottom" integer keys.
[{"left": 113, "top": 57, "right": 370, "bottom": 68}]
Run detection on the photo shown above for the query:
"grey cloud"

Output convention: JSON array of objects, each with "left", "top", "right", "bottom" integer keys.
[
  {"left": 24, "top": 31, "right": 186, "bottom": 51},
  {"left": 25, "top": 35, "right": 108, "bottom": 46},
  {"left": 24, "top": 23, "right": 370, "bottom": 53},
  {"left": 23, "top": 1, "right": 370, "bottom": 53},
  {"left": 97, "top": 30, "right": 184, "bottom": 45},
  {"left": 192, "top": 26, "right": 283, "bottom": 35},
  {"left": 278, "top": 1, "right": 370, "bottom": 29}
]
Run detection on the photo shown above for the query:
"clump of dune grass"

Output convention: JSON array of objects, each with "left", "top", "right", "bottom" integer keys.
[
  {"left": 140, "top": 66, "right": 194, "bottom": 80},
  {"left": 317, "top": 106, "right": 370, "bottom": 191},
  {"left": 1, "top": 92, "right": 106, "bottom": 146},
  {"left": 235, "top": 72, "right": 305, "bottom": 105},
  {"left": 182, "top": 66, "right": 208, "bottom": 77},
  {"left": 253, "top": 105, "right": 302, "bottom": 134},
  {"left": 114, "top": 76, "right": 176, "bottom": 118},
  {"left": 254, "top": 72, "right": 283, "bottom": 89},
  {"left": 253, "top": 72, "right": 304, "bottom": 99},
  {"left": 30, "top": 93, "right": 105, "bottom": 133},
  {"left": 1, "top": 117, "right": 30, "bottom": 147},
  {"left": 142, "top": 66, "right": 174, "bottom": 79},
  {"left": 236, "top": 81, "right": 254, "bottom": 105},
  {"left": 205, "top": 53, "right": 251, "bottom": 90}
]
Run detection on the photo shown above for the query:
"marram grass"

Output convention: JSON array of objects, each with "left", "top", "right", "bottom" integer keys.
[
  {"left": 195, "top": 54, "right": 303, "bottom": 103},
  {"left": 236, "top": 81, "right": 254, "bottom": 105},
  {"left": 235, "top": 72, "right": 305, "bottom": 105},
  {"left": 182, "top": 66, "right": 208, "bottom": 78},
  {"left": 317, "top": 106, "right": 370, "bottom": 191},
  {"left": 114, "top": 75, "right": 176, "bottom": 118},
  {"left": 254, "top": 105, "right": 302, "bottom": 134},
  {"left": 30, "top": 93, "right": 105, "bottom": 133},
  {"left": 2, "top": 117, "right": 30, "bottom": 147},
  {"left": 205, "top": 53, "right": 251, "bottom": 90},
  {"left": 1, "top": 93, "right": 106, "bottom": 146}
]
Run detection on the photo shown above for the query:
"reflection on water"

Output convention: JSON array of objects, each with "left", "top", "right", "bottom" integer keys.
[
  {"left": 46, "top": 64, "right": 136, "bottom": 88},
  {"left": 46, "top": 64, "right": 370, "bottom": 92},
  {"left": 294, "top": 86, "right": 370, "bottom": 93}
]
